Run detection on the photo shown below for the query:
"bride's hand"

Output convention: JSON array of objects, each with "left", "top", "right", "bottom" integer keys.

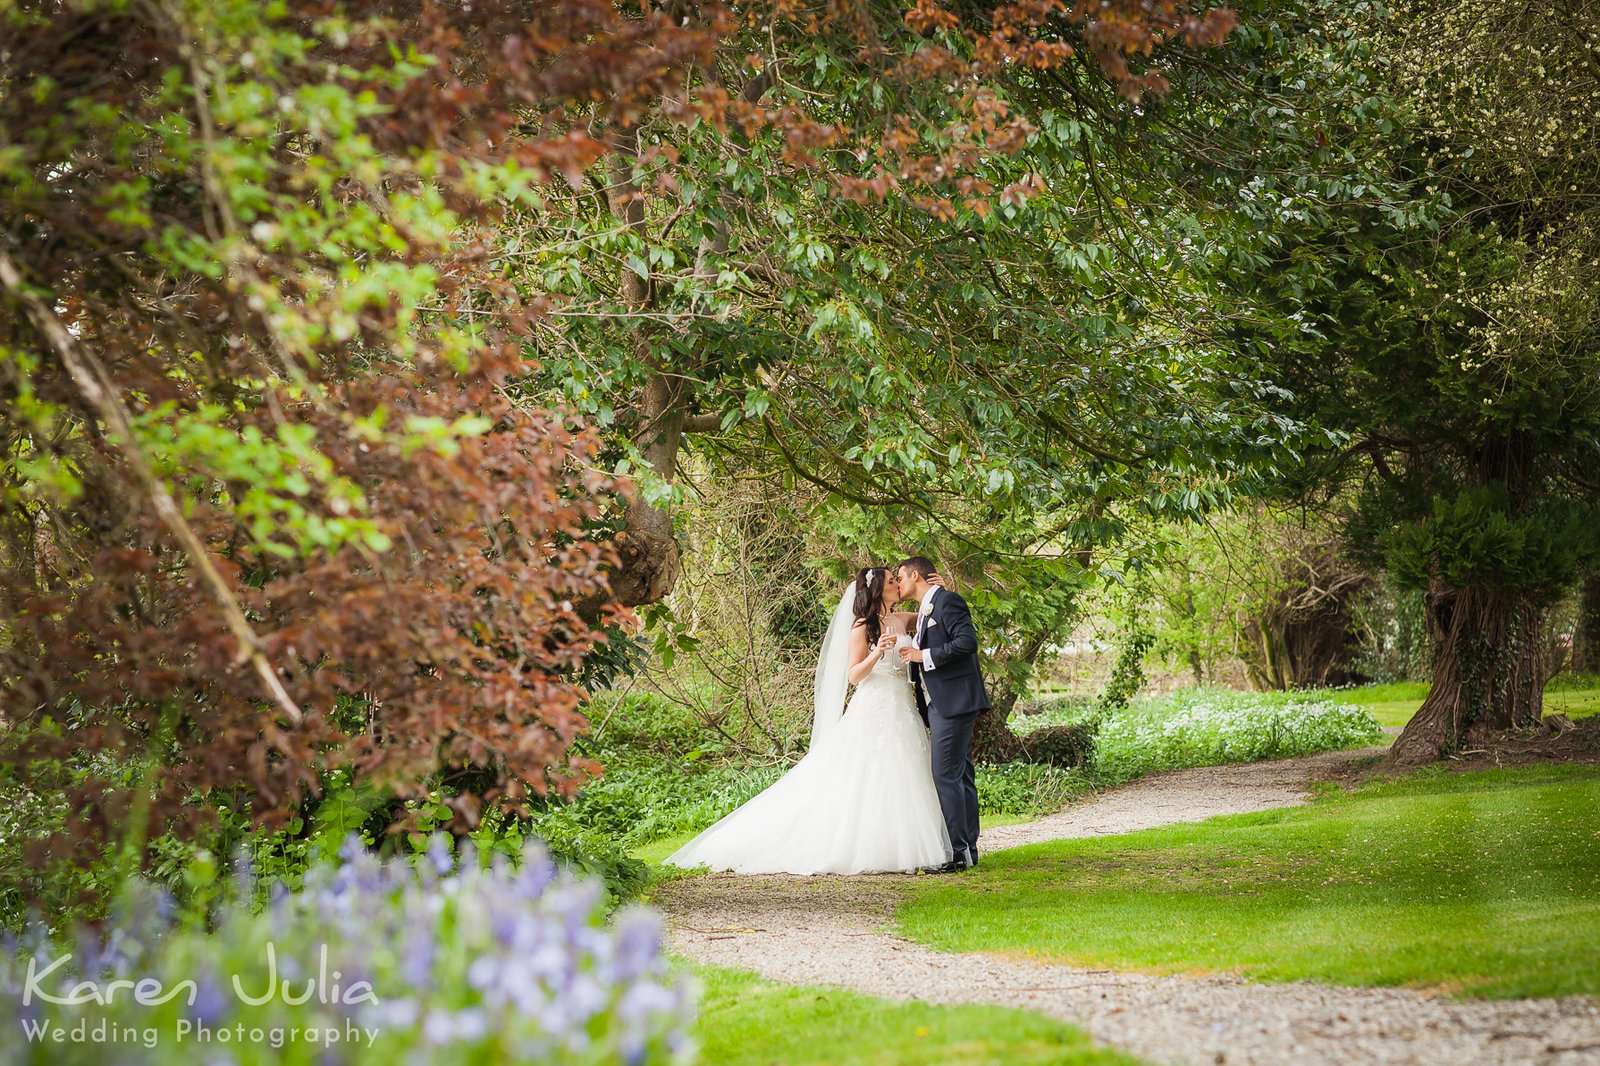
[{"left": 875, "top": 633, "right": 897, "bottom": 652}]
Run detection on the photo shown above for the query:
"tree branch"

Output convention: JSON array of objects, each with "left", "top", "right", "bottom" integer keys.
[
  {"left": 0, "top": 249, "right": 304, "bottom": 724},
  {"left": 681, "top": 412, "right": 724, "bottom": 433}
]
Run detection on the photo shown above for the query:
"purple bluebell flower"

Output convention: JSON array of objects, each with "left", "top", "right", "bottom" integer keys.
[
  {"left": 337, "top": 834, "right": 366, "bottom": 865},
  {"left": 399, "top": 929, "right": 436, "bottom": 989},
  {"left": 230, "top": 846, "right": 255, "bottom": 898},
  {"left": 366, "top": 996, "right": 420, "bottom": 1030},
  {"left": 0, "top": 819, "right": 694, "bottom": 1065},
  {"left": 425, "top": 834, "right": 454, "bottom": 876},
  {"left": 188, "top": 970, "right": 229, "bottom": 1027},
  {"left": 422, "top": 1006, "right": 490, "bottom": 1045}
]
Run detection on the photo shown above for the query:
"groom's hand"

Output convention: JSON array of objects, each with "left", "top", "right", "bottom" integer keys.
[{"left": 897, "top": 645, "right": 922, "bottom": 664}]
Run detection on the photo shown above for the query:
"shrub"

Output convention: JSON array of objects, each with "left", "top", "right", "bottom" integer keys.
[
  {"left": 527, "top": 755, "right": 786, "bottom": 852},
  {"left": 0, "top": 765, "right": 661, "bottom": 936},
  {"left": 975, "top": 763, "right": 1088, "bottom": 815},
  {"left": 583, "top": 693, "right": 709, "bottom": 756},
  {"left": 1, "top": 0, "right": 691, "bottom": 917},
  {"left": 0, "top": 838, "right": 693, "bottom": 1065},
  {"left": 1017, "top": 723, "right": 1099, "bottom": 768}
]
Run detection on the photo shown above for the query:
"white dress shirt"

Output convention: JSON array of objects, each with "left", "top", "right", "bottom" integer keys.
[{"left": 916, "top": 585, "right": 939, "bottom": 670}]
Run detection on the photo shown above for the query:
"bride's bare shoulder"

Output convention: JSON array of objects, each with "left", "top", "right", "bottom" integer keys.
[{"left": 888, "top": 611, "right": 917, "bottom": 634}]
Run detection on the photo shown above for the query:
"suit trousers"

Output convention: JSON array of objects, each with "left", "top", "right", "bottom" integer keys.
[{"left": 928, "top": 710, "right": 980, "bottom": 865}]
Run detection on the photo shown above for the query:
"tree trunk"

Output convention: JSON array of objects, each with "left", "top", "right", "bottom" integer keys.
[
  {"left": 1576, "top": 573, "right": 1600, "bottom": 672},
  {"left": 971, "top": 633, "right": 1099, "bottom": 768},
  {"left": 1388, "top": 579, "right": 1546, "bottom": 766},
  {"left": 609, "top": 370, "right": 685, "bottom": 607},
  {"left": 1505, "top": 601, "right": 1546, "bottom": 728},
  {"left": 1179, "top": 586, "right": 1204, "bottom": 684},
  {"left": 602, "top": 124, "right": 684, "bottom": 608},
  {"left": 1242, "top": 613, "right": 1287, "bottom": 690},
  {"left": 600, "top": 70, "right": 771, "bottom": 611}
]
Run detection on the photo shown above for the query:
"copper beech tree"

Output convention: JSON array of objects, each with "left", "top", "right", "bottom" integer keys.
[{"left": 0, "top": 0, "right": 720, "bottom": 868}]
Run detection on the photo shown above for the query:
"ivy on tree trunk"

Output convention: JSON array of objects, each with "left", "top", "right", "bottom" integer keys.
[{"left": 1391, "top": 582, "right": 1547, "bottom": 765}]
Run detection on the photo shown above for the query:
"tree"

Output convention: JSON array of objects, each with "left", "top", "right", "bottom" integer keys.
[
  {"left": 507, "top": 0, "right": 1336, "bottom": 758},
  {"left": 426, "top": 0, "right": 1331, "bottom": 761},
  {"left": 496, "top": 0, "right": 1248, "bottom": 610},
  {"left": 0, "top": 0, "right": 722, "bottom": 870},
  {"left": 1575, "top": 576, "right": 1600, "bottom": 674},
  {"left": 1211, "top": 0, "right": 1600, "bottom": 762}
]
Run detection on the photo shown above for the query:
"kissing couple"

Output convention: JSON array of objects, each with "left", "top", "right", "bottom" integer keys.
[{"left": 665, "top": 556, "right": 990, "bottom": 876}]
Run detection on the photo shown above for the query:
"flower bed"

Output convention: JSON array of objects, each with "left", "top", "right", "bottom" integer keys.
[
  {"left": 1018, "top": 688, "right": 1385, "bottom": 783},
  {"left": 1, "top": 838, "right": 693, "bottom": 1065}
]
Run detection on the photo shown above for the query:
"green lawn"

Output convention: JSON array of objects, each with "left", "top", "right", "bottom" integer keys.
[
  {"left": 1324, "top": 681, "right": 1429, "bottom": 727},
  {"left": 1326, "top": 678, "right": 1600, "bottom": 728},
  {"left": 896, "top": 764, "right": 1600, "bottom": 999},
  {"left": 691, "top": 965, "right": 1143, "bottom": 1066}
]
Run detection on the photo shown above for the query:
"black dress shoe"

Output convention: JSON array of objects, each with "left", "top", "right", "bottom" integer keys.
[{"left": 916, "top": 859, "right": 966, "bottom": 875}]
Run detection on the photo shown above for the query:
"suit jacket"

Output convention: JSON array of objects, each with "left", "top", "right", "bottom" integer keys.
[{"left": 911, "top": 587, "right": 991, "bottom": 721}]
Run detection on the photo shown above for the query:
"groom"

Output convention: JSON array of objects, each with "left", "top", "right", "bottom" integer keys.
[{"left": 896, "top": 556, "right": 988, "bottom": 872}]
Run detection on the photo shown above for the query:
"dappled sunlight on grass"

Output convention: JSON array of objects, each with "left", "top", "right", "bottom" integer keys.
[
  {"left": 898, "top": 765, "right": 1600, "bottom": 998},
  {"left": 1326, "top": 679, "right": 1600, "bottom": 728}
]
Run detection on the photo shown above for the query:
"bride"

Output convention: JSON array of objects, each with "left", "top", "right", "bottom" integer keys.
[{"left": 663, "top": 566, "right": 954, "bottom": 875}]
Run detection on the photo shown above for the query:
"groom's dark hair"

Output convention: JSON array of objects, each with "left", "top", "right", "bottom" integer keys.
[{"left": 897, "top": 556, "right": 937, "bottom": 579}]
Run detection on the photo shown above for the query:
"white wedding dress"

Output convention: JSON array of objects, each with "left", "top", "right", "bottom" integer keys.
[{"left": 664, "top": 620, "right": 953, "bottom": 875}]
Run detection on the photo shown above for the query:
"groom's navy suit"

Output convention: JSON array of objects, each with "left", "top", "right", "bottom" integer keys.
[{"left": 910, "top": 587, "right": 989, "bottom": 867}]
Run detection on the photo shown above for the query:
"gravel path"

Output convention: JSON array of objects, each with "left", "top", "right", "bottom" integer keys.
[
  {"left": 656, "top": 749, "right": 1600, "bottom": 1066},
  {"left": 980, "top": 748, "right": 1367, "bottom": 851}
]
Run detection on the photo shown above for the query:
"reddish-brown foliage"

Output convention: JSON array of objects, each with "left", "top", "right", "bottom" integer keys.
[
  {"left": 0, "top": 1, "right": 718, "bottom": 864},
  {"left": 5, "top": 359, "right": 624, "bottom": 845}
]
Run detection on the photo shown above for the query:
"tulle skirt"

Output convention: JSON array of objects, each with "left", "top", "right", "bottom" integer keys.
[{"left": 663, "top": 675, "right": 952, "bottom": 875}]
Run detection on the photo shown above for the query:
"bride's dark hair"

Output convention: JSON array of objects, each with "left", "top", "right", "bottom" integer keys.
[{"left": 853, "top": 566, "right": 890, "bottom": 647}]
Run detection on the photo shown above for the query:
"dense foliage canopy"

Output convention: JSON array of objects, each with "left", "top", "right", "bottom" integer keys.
[
  {"left": 0, "top": 0, "right": 1257, "bottom": 895},
  {"left": 0, "top": 0, "right": 709, "bottom": 861},
  {"left": 1221, "top": 0, "right": 1600, "bottom": 760}
]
